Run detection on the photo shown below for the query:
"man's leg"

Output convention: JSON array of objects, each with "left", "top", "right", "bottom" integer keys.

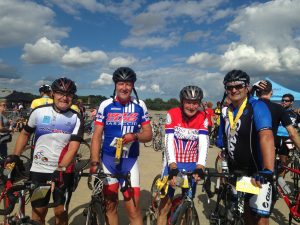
[
  {"left": 157, "top": 196, "right": 172, "bottom": 225},
  {"left": 124, "top": 189, "right": 143, "bottom": 225},
  {"left": 32, "top": 207, "right": 48, "bottom": 225},
  {"left": 105, "top": 193, "right": 119, "bottom": 225},
  {"left": 54, "top": 205, "right": 68, "bottom": 225}
]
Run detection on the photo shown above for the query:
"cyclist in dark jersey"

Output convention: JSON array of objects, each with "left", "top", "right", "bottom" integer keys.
[
  {"left": 217, "top": 70, "right": 275, "bottom": 225},
  {"left": 7, "top": 77, "right": 84, "bottom": 225},
  {"left": 254, "top": 81, "right": 300, "bottom": 154}
]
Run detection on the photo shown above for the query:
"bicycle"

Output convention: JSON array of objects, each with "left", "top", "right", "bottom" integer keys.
[
  {"left": 144, "top": 171, "right": 202, "bottom": 225},
  {"left": 79, "top": 170, "right": 133, "bottom": 225},
  {"left": 0, "top": 158, "right": 60, "bottom": 225},
  {"left": 274, "top": 160, "right": 300, "bottom": 225},
  {"left": 207, "top": 169, "right": 253, "bottom": 225},
  {"left": 144, "top": 115, "right": 165, "bottom": 151}
]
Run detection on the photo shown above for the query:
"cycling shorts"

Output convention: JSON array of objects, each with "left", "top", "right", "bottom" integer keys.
[
  {"left": 102, "top": 154, "right": 140, "bottom": 199},
  {"left": 276, "top": 136, "right": 291, "bottom": 156},
  {"left": 247, "top": 182, "right": 273, "bottom": 217},
  {"left": 30, "top": 172, "right": 74, "bottom": 208},
  {"left": 162, "top": 162, "right": 197, "bottom": 198}
]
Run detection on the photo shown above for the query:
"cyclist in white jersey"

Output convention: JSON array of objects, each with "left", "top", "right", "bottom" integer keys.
[{"left": 7, "top": 77, "right": 84, "bottom": 225}]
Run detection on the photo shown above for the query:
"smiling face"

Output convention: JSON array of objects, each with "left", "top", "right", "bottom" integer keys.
[
  {"left": 116, "top": 81, "right": 134, "bottom": 103},
  {"left": 225, "top": 81, "right": 248, "bottom": 107},
  {"left": 53, "top": 91, "right": 74, "bottom": 111},
  {"left": 182, "top": 99, "right": 200, "bottom": 118}
]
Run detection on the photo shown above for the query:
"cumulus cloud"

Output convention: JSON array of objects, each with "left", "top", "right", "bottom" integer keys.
[
  {"left": 109, "top": 56, "right": 137, "bottom": 68},
  {"left": 150, "top": 84, "right": 163, "bottom": 93},
  {"left": 61, "top": 47, "right": 108, "bottom": 67},
  {"left": 121, "top": 33, "right": 180, "bottom": 49},
  {"left": 186, "top": 52, "right": 221, "bottom": 68},
  {"left": 136, "top": 85, "right": 147, "bottom": 91},
  {"left": 183, "top": 30, "right": 211, "bottom": 42},
  {"left": 0, "top": 0, "right": 69, "bottom": 48},
  {"left": 0, "top": 62, "right": 20, "bottom": 79},
  {"left": 91, "top": 73, "right": 113, "bottom": 87},
  {"left": 21, "top": 37, "right": 66, "bottom": 64}
]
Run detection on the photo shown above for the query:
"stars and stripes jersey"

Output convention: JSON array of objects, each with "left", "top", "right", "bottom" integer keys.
[
  {"left": 95, "top": 97, "right": 150, "bottom": 158},
  {"left": 24, "top": 105, "right": 84, "bottom": 173},
  {"left": 164, "top": 107, "right": 209, "bottom": 166}
]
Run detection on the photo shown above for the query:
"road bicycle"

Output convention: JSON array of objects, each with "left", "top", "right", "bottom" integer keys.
[
  {"left": 0, "top": 158, "right": 59, "bottom": 225},
  {"left": 79, "top": 170, "right": 132, "bottom": 225},
  {"left": 273, "top": 160, "right": 300, "bottom": 225},
  {"left": 144, "top": 171, "right": 203, "bottom": 225},
  {"left": 144, "top": 114, "right": 165, "bottom": 151}
]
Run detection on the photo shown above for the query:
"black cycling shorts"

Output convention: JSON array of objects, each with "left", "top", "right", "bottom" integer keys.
[{"left": 30, "top": 171, "right": 74, "bottom": 208}]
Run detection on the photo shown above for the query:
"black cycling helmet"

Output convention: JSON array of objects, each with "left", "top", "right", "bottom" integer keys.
[
  {"left": 51, "top": 77, "right": 77, "bottom": 94},
  {"left": 179, "top": 85, "right": 203, "bottom": 103},
  {"left": 223, "top": 70, "right": 250, "bottom": 86},
  {"left": 112, "top": 67, "right": 137, "bottom": 83},
  {"left": 39, "top": 84, "right": 51, "bottom": 93}
]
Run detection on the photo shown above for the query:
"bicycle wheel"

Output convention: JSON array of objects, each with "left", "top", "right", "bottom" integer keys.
[
  {"left": 150, "top": 174, "right": 162, "bottom": 213},
  {"left": 75, "top": 141, "right": 91, "bottom": 172},
  {"left": 291, "top": 157, "right": 299, "bottom": 192},
  {"left": 175, "top": 201, "right": 199, "bottom": 225},
  {"left": 86, "top": 200, "right": 106, "bottom": 225},
  {"left": 153, "top": 136, "right": 163, "bottom": 152}
]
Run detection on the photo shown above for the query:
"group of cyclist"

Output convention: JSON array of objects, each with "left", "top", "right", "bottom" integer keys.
[{"left": 2, "top": 67, "right": 300, "bottom": 225}]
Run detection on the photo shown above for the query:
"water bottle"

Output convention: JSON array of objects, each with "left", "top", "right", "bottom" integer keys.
[
  {"left": 277, "top": 176, "right": 291, "bottom": 195},
  {"left": 221, "top": 158, "right": 228, "bottom": 173}
]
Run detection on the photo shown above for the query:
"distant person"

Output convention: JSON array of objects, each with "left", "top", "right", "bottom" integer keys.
[
  {"left": 0, "top": 99, "right": 12, "bottom": 158},
  {"left": 75, "top": 99, "right": 86, "bottom": 119},
  {"left": 276, "top": 93, "right": 300, "bottom": 166},
  {"left": 30, "top": 84, "right": 53, "bottom": 110},
  {"left": 205, "top": 101, "right": 215, "bottom": 144}
]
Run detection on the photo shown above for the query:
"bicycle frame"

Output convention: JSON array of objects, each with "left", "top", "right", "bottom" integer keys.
[{"left": 276, "top": 164, "right": 300, "bottom": 224}]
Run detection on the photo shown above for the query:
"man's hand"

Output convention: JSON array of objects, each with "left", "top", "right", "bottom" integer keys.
[
  {"left": 89, "top": 161, "right": 101, "bottom": 174},
  {"left": 5, "top": 154, "right": 24, "bottom": 172},
  {"left": 251, "top": 169, "right": 273, "bottom": 188},
  {"left": 122, "top": 133, "right": 137, "bottom": 145},
  {"left": 168, "top": 168, "right": 179, "bottom": 187},
  {"left": 193, "top": 168, "right": 205, "bottom": 181}
]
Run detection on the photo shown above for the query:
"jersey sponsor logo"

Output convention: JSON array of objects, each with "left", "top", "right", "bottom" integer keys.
[
  {"left": 111, "top": 107, "right": 121, "bottom": 110},
  {"left": 107, "top": 112, "right": 138, "bottom": 123},
  {"left": 228, "top": 119, "right": 241, "bottom": 159},
  {"left": 174, "top": 126, "right": 198, "bottom": 141},
  {"left": 42, "top": 116, "right": 51, "bottom": 124}
]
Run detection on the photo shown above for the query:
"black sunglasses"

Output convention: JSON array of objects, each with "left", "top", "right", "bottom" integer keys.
[
  {"left": 225, "top": 84, "right": 245, "bottom": 91},
  {"left": 281, "top": 99, "right": 291, "bottom": 103}
]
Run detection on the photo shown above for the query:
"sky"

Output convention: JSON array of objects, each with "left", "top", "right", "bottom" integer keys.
[{"left": 1, "top": 0, "right": 300, "bottom": 103}]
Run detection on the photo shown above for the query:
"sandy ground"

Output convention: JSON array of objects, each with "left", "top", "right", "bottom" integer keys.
[{"left": 3, "top": 117, "right": 297, "bottom": 225}]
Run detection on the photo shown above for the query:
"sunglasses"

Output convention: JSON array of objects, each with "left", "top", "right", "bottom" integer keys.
[
  {"left": 54, "top": 91, "right": 74, "bottom": 98},
  {"left": 225, "top": 84, "right": 245, "bottom": 91},
  {"left": 281, "top": 99, "right": 291, "bottom": 103}
]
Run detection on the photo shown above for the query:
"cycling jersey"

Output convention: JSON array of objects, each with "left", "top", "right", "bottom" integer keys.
[
  {"left": 95, "top": 97, "right": 150, "bottom": 158},
  {"left": 277, "top": 108, "right": 300, "bottom": 137},
  {"left": 217, "top": 97, "right": 272, "bottom": 173},
  {"left": 24, "top": 105, "right": 83, "bottom": 173},
  {"left": 30, "top": 96, "right": 53, "bottom": 109},
  {"left": 164, "top": 107, "right": 209, "bottom": 166}
]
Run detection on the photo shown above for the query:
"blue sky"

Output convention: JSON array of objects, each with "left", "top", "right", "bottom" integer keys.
[{"left": 1, "top": 0, "right": 300, "bottom": 104}]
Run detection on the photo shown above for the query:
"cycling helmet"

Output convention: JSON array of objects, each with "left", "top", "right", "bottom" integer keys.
[
  {"left": 39, "top": 84, "right": 51, "bottom": 93},
  {"left": 51, "top": 77, "right": 77, "bottom": 94},
  {"left": 223, "top": 70, "right": 250, "bottom": 86},
  {"left": 179, "top": 86, "right": 203, "bottom": 103},
  {"left": 112, "top": 67, "right": 137, "bottom": 83}
]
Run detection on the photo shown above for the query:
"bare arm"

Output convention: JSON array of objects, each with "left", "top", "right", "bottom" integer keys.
[
  {"left": 286, "top": 125, "right": 300, "bottom": 150},
  {"left": 90, "top": 125, "right": 104, "bottom": 164},
  {"left": 13, "top": 129, "right": 31, "bottom": 156},
  {"left": 259, "top": 129, "right": 275, "bottom": 171},
  {"left": 137, "top": 123, "right": 152, "bottom": 143},
  {"left": 58, "top": 141, "right": 80, "bottom": 167}
]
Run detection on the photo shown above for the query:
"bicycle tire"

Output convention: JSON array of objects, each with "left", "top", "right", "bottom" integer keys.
[
  {"left": 150, "top": 174, "right": 162, "bottom": 213},
  {"left": 86, "top": 200, "right": 106, "bottom": 225},
  {"left": 153, "top": 136, "right": 163, "bottom": 152},
  {"left": 175, "top": 201, "right": 199, "bottom": 225},
  {"left": 75, "top": 141, "right": 91, "bottom": 172},
  {"left": 291, "top": 157, "right": 299, "bottom": 192},
  {"left": 16, "top": 219, "right": 41, "bottom": 225}
]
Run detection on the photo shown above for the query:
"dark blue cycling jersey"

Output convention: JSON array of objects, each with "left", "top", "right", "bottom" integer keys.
[{"left": 216, "top": 97, "right": 272, "bottom": 173}]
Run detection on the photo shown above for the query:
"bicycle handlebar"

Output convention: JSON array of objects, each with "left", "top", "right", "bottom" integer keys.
[{"left": 0, "top": 181, "right": 63, "bottom": 215}]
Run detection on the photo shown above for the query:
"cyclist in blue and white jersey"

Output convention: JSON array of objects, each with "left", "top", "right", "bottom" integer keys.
[
  {"left": 90, "top": 67, "right": 152, "bottom": 225},
  {"left": 7, "top": 77, "right": 84, "bottom": 225},
  {"left": 217, "top": 70, "right": 275, "bottom": 225}
]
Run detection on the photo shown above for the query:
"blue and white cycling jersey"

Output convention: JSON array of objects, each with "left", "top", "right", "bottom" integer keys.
[{"left": 95, "top": 97, "right": 150, "bottom": 158}]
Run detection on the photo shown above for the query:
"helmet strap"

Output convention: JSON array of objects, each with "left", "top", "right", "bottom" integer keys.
[{"left": 132, "top": 87, "right": 140, "bottom": 104}]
